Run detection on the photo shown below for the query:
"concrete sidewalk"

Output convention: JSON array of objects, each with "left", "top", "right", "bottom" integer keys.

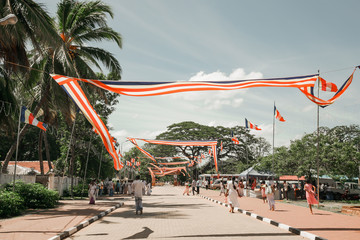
[
  {"left": 196, "top": 187, "right": 360, "bottom": 240},
  {"left": 70, "top": 185, "right": 305, "bottom": 240},
  {"left": 0, "top": 196, "right": 126, "bottom": 240}
]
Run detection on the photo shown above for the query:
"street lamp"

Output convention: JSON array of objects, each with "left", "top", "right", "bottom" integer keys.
[{"left": 0, "top": 14, "right": 18, "bottom": 26}]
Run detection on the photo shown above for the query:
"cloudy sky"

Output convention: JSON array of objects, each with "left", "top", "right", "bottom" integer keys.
[{"left": 47, "top": 0, "right": 360, "bottom": 152}]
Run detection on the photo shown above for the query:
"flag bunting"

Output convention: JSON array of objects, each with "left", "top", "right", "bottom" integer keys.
[
  {"left": 298, "top": 68, "right": 357, "bottom": 108},
  {"left": 274, "top": 106, "right": 286, "bottom": 122},
  {"left": 20, "top": 106, "right": 48, "bottom": 131},
  {"left": 51, "top": 75, "right": 121, "bottom": 170},
  {"left": 127, "top": 137, "right": 157, "bottom": 162},
  {"left": 130, "top": 138, "right": 218, "bottom": 172},
  {"left": 51, "top": 74, "right": 318, "bottom": 97},
  {"left": 245, "top": 118, "right": 261, "bottom": 130},
  {"left": 320, "top": 77, "right": 338, "bottom": 92}
]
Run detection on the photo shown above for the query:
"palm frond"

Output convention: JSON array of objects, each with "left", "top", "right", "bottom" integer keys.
[{"left": 78, "top": 46, "right": 121, "bottom": 76}]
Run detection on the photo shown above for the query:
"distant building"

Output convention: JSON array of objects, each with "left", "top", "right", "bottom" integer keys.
[{"left": 2, "top": 161, "right": 54, "bottom": 175}]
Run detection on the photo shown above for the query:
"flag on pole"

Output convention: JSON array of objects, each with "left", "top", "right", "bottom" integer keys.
[
  {"left": 126, "top": 161, "right": 131, "bottom": 166},
  {"left": 298, "top": 68, "right": 356, "bottom": 108},
  {"left": 118, "top": 149, "right": 123, "bottom": 158},
  {"left": 320, "top": 77, "right": 338, "bottom": 92},
  {"left": 20, "top": 106, "right": 48, "bottom": 131},
  {"left": 220, "top": 141, "right": 223, "bottom": 152},
  {"left": 232, "top": 136, "right": 240, "bottom": 144},
  {"left": 274, "top": 106, "right": 286, "bottom": 122},
  {"left": 131, "top": 158, "right": 135, "bottom": 163},
  {"left": 245, "top": 118, "right": 261, "bottom": 130}
]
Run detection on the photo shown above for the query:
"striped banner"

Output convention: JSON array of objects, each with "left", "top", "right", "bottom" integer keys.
[
  {"left": 51, "top": 75, "right": 121, "bottom": 170},
  {"left": 298, "top": 68, "right": 356, "bottom": 108},
  {"left": 127, "top": 137, "right": 157, "bottom": 162},
  {"left": 50, "top": 74, "right": 318, "bottom": 97},
  {"left": 131, "top": 138, "right": 218, "bottom": 172}
]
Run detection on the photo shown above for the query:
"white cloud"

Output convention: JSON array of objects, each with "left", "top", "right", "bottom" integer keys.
[{"left": 172, "top": 68, "right": 263, "bottom": 110}]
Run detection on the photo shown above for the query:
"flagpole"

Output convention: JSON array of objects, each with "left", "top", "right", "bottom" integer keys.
[
  {"left": 272, "top": 101, "right": 275, "bottom": 175},
  {"left": 81, "top": 132, "right": 93, "bottom": 199},
  {"left": 12, "top": 105, "right": 22, "bottom": 192},
  {"left": 316, "top": 70, "right": 320, "bottom": 208},
  {"left": 97, "top": 147, "right": 103, "bottom": 180}
]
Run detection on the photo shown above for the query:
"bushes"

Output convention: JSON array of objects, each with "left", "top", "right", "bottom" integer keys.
[
  {"left": 62, "top": 183, "right": 88, "bottom": 198},
  {"left": 0, "top": 190, "right": 25, "bottom": 218},
  {"left": 7, "top": 181, "right": 59, "bottom": 208},
  {"left": 0, "top": 181, "right": 60, "bottom": 218}
]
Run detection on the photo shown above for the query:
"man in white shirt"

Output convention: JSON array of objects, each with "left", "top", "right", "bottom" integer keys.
[{"left": 131, "top": 175, "right": 146, "bottom": 214}]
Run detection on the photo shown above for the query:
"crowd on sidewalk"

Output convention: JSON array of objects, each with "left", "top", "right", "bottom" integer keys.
[
  {"left": 87, "top": 178, "right": 152, "bottom": 205},
  {"left": 182, "top": 177, "right": 319, "bottom": 214}
]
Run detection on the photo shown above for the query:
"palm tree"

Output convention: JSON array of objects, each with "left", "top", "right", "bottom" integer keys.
[
  {"left": 1, "top": 0, "right": 61, "bottom": 173},
  {"left": 1, "top": 0, "right": 123, "bottom": 174}
]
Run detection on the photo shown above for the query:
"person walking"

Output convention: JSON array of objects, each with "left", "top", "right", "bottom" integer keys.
[
  {"left": 238, "top": 180, "right": 244, "bottom": 197},
  {"left": 261, "top": 181, "right": 267, "bottom": 203},
  {"left": 196, "top": 179, "right": 201, "bottom": 195},
  {"left": 266, "top": 181, "right": 276, "bottom": 211},
  {"left": 132, "top": 175, "right": 146, "bottom": 215},
  {"left": 116, "top": 180, "right": 121, "bottom": 194},
  {"left": 304, "top": 179, "right": 318, "bottom": 214},
  {"left": 108, "top": 180, "right": 114, "bottom": 196},
  {"left": 191, "top": 179, "right": 196, "bottom": 195},
  {"left": 283, "top": 180, "right": 289, "bottom": 200},
  {"left": 183, "top": 181, "right": 190, "bottom": 196},
  {"left": 226, "top": 177, "right": 241, "bottom": 213},
  {"left": 219, "top": 180, "right": 225, "bottom": 196},
  {"left": 146, "top": 182, "right": 152, "bottom": 196},
  {"left": 88, "top": 180, "right": 97, "bottom": 204}
]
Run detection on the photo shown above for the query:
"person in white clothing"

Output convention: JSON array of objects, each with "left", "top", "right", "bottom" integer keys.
[
  {"left": 226, "top": 177, "right": 241, "bottom": 213},
  {"left": 131, "top": 175, "right": 146, "bottom": 214}
]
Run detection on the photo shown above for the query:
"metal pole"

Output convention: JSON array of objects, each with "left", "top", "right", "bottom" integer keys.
[
  {"left": 81, "top": 133, "right": 93, "bottom": 199},
  {"left": 272, "top": 101, "right": 275, "bottom": 175},
  {"left": 12, "top": 105, "right": 22, "bottom": 191},
  {"left": 97, "top": 147, "right": 103, "bottom": 180},
  {"left": 316, "top": 71, "right": 320, "bottom": 208}
]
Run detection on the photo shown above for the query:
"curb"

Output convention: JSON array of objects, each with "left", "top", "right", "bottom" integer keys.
[
  {"left": 199, "top": 195, "right": 327, "bottom": 240},
  {"left": 48, "top": 202, "right": 124, "bottom": 240}
]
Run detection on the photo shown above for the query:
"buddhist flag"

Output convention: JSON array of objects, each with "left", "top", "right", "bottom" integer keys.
[
  {"left": 220, "top": 141, "right": 223, "bottom": 152},
  {"left": 320, "top": 77, "right": 338, "bottom": 92},
  {"left": 245, "top": 118, "right": 261, "bottom": 130},
  {"left": 274, "top": 106, "right": 285, "bottom": 122},
  {"left": 232, "top": 136, "right": 240, "bottom": 144},
  {"left": 20, "top": 106, "right": 47, "bottom": 131}
]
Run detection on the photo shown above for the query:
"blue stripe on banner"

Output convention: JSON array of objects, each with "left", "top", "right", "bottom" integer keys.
[{"left": 92, "top": 74, "right": 318, "bottom": 86}]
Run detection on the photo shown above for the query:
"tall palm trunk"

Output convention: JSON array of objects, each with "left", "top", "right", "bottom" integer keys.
[
  {"left": 70, "top": 141, "right": 75, "bottom": 198},
  {"left": 43, "top": 131, "right": 52, "bottom": 171},
  {"left": 38, "top": 130, "right": 44, "bottom": 175}
]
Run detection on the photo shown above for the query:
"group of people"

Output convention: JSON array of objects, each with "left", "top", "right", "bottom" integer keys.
[
  {"left": 182, "top": 179, "right": 203, "bottom": 196},
  {"left": 88, "top": 178, "right": 152, "bottom": 208},
  {"left": 183, "top": 177, "right": 319, "bottom": 214}
]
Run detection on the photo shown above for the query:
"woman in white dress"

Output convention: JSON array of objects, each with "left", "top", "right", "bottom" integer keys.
[
  {"left": 219, "top": 180, "right": 225, "bottom": 196},
  {"left": 88, "top": 180, "right": 97, "bottom": 204},
  {"left": 226, "top": 177, "right": 241, "bottom": 213}
]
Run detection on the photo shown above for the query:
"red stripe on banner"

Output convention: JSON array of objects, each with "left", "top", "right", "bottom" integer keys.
[{"left": 58, "top": 79, "right": 120, "bottom": 170}]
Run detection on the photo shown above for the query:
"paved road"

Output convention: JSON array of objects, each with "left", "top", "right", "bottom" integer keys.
[{"left": 69, "top": 185, "right": 304, "bottom": 240}]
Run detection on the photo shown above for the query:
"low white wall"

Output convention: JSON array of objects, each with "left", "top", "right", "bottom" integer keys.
[
  {"left": 0, "top": 173, "right": 80, "bottom": 196},
  {"left": 0, "top": 173, "right": 36, "bottom": 185}
]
